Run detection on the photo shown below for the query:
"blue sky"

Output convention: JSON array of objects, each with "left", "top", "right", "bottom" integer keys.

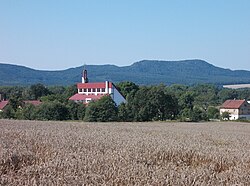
[{"left": 0, "top": 0, "right": 250, "bottom": 70}]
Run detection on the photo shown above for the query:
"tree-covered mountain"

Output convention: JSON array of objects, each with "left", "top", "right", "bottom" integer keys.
[{"left": 1, "top": 60, "right": 250, "bottom": 86}]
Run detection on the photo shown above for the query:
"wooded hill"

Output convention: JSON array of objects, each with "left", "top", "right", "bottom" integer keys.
[{"left": 1, "top": 59, "right": 250, "bottom": 85}]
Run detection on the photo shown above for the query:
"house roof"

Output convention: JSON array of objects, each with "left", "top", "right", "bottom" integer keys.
[
  {"left": 69, "top": 93, "right": 106, "bottom": 101},
  {"left": 0, "top": 101, "right": 9, "bottom": 110},
  {"left": 221, "top": 100, "right": 246, "bottom": 109},
  {"left": 24, "top": 100, "right": 42, "bottom": 106},
  {"left": 77, "top": 82, "right": 112, "bottom": 89}
]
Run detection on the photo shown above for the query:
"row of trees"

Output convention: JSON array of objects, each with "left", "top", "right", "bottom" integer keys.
[
  {"left": 1, "top": 82, "right": 250, "bottom": 122},
  {"left": 1, "top": 100, "right": 85, "bottom": 121}
]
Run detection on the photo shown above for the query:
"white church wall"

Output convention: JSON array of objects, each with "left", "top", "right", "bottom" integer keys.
[{"left": 113, "top": 86, "right": 126, "bottom": 105}]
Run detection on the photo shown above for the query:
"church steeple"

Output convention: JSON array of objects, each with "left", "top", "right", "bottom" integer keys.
[{"left": 82, "top": 67, "right": 89, "bottom": 83}]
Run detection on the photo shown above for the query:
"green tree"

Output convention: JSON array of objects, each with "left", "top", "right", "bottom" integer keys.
[
  {"left": 64, "top": 85, "right": 78, "bottom": 99},
  {"left": 48, "top": 86, "right": 66, "bottom": 95},
  {"left": 236, "top": 89, "right": 250, "bottom": 100},
  {"left": 77, "top": 103, "right": 86, "bottom": 120},
  {"left": 30, "top": 83, "right": 50, "bottom": 100},
  {"left": 127, "top": 85, "right": 179, "bottom": 121},
  {"left": 36, "top": 102, "right": 69, "bottom": 120},
  {"left": 1, "top": 105, "right": 15, "bottom": 119},
  {"left": 189, "top": 107, "right": 208, "bottom": 122},
  {"left": 221, "top": 111, "right": 230, "bottom": 120},
  {"left": 40, "top": 94, "right": 67, "bottom": 103},
  {"left": 207, "top": 106, "right": 220, "bottom": 119},
  {"left": 180, "top": 108, "right": 191, "bottom": 121},
  {"left": 180, "top": 107, "right": 208, "bottom": 122},
  {"left": 118, "top": 102, "right": 131, "bottom": 122},
  {"left": 84, "top": 96, "right": 118, "bottom": 122},
  {"left": 67, "top": 101, "right": 85, "bottom": 120},
  {"left": 218, "top": 89, "right": 238, "bottom": 103},
  {"left": 0, "top": 86, "right": 25, "bottom": 100},
  {"left": 166, "top": 84, "right": 188, "bottom": 98},
  {"left": 116, "top": 81, "right": 139, "bottom": 98},
  {"left": 128, "top": 86, "right": 150, "bottom": 121},
  {"left": 179, "top": 91, "right": 195, "bottom": 110},
  {"left": 8, "top": 91, "right": 24, "bottom": 111},
  {"left": 147, "top": 85, "right": 178, "bottom": 121},
  {"left": 192, "top": 84, "right": 219, "bottom": 111},
  {"left": 18, "top": 104, "right": 37, "bottom": 120}
]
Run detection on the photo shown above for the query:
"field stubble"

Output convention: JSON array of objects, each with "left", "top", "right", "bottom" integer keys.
[{"left": 1, "top": 120, "right": 250, "bottom": 185}]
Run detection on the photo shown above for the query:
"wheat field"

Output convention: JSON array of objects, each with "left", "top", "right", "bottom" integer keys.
[{"left": 1, "top": 120, "right": 250, "bottom": 185}]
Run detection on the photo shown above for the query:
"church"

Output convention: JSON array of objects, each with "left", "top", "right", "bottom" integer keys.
[{"left": 69, "top": 69, "right": 126, "bottom": 105}]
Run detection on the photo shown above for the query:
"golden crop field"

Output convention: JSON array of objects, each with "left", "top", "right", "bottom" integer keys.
[{"left": 1, "top": 120, "right": 250, "bottom": 185}]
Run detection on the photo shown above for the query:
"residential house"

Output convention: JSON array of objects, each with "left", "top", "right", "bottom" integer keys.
[
  {"left": 0, "top": 92, "right": 8, "bottom": 112},
  {"left": 0, "top": 100, "right": 9, "bottom": 112},
  {"left": 69, "top": 69, "right": 126, "bottom": 105},
  {"left": 220, "top": 99, "right": 250, "bottom": 120},
  {"left": 0, "top": 98, "right": 42, "bottom": 112}
]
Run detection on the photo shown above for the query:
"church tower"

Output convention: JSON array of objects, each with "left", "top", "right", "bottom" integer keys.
[
  {"left": 82, "top": 69, "right": 89, "bottom": 83},
  {"left": 69, "top": 67, "right": 126, "bottom": 105}
]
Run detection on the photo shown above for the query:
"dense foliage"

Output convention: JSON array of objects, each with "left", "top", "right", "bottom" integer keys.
[
  {"left": 1, "top": 82, "right": 250, "bottom": 122},
  {"left": 84, "top": 96, "right": 118, "bottom": 122}
]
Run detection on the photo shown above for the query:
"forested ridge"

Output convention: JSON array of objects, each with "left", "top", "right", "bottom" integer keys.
[
  {"left": 1, "top": 82, "right": 250, "bottom": 122},
  {"left": 1, "top": 60, "right": 250, "bottom": 85}
]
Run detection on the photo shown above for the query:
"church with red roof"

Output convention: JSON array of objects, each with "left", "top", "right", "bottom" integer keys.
[{"left": 69, "top": 69, "right": 126, "bottom": 105}]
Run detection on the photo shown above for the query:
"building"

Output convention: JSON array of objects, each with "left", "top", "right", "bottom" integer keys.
[
  {"left": 0, "top": 92, "right": 7, "bottom": 101},
  {"left": 220, "top": 99, "right": 250, "bottom": 120},
  {"left": 0, "top": 93, "right": 42, "bottom": 112},
  {"left": 0, "top": 92, "right": 8, "bottom": 112},
  {"left": 0, "top": 101, "right": 9, "bottom": 112},
  {"left": 23, "top": 100, "right": 42, "bottom": 106},
  {"left": 69, "top": 69, "right": 126, "bottom": 105},
  {"left": 0, "top": 100, "right": 42, "bottom": 111}
]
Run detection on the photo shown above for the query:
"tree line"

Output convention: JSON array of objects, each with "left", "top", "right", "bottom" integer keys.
[{"left": 1, "top": 82, "right": 250, "bottom": 122}]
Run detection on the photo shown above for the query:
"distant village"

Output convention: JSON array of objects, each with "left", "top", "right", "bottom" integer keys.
[{"left": 0, "top": 69, "right": 250, "bottom": 121}]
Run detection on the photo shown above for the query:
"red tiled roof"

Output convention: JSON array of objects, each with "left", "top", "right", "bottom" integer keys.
[
  {"left": 69, "top": 93, "right": 106, "bottom": 101},
  {"left": 24, "top": 100, "right": 42, "bottom": 106},
  {"left": 77, "top": 82, "right": 112, "bottom": 89},
  {"left": 0, "top": 101, "right": 9, "bottom": 110},
  {"left": 221, "top": 100, "right": 246, "bottom": 109}
]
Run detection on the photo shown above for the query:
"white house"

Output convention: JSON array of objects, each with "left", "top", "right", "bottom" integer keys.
[
  {"left": 69, "top": 69, "right": 126, "bottom": 105},
  {"left": 220, "top": 99, "right": 250, "bottom": 120}
]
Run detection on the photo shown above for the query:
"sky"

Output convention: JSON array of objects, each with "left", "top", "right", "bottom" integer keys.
[{"left": 0, "top": 0, "right": 250, "bottom": 70}]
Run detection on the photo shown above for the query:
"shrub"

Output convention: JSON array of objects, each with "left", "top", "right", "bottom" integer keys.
[
  {"left": 36, "top": 102, "right": 69, "bottom": 120},
  {"left": 84, "top": 96, "right": 118, "bottom": 122}
]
